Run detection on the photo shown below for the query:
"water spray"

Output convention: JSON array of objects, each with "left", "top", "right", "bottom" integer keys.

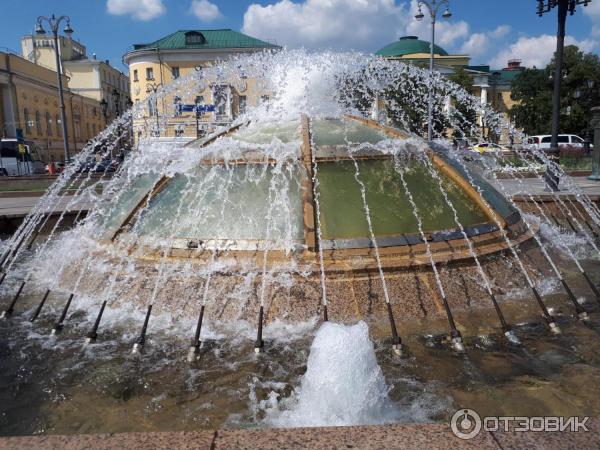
[
  {"left": 444, "top": 149, "right": 561, "bottom": 334},
  {"left": 393, "top": 156, "right": 464, "bottom": 353},
  {"left": 305, "top": 115, "right": 329, "bottom": 323},
  {"left": 489, "top": 155, "right": 594, "bottom": 317},
  {"left": 344, "top": 125, "right": 404, "bottom": 356},
  {"left": 422, "top": 152, "right": 519, "bottom": 344}
]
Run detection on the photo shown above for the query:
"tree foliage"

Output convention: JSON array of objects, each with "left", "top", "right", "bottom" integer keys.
[
  {"left": 510, "top": 45, "right": 600, "bottom": 136},
  {"left": 447, "top": 67, "right": 474, "bottom": 94}
]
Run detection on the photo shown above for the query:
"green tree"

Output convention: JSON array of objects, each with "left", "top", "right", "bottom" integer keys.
[
  {"left": 447, "top": 67, "right": 474, "bottom": 94},
  {"left": 510, "top": 45, "right": 600, "bottom": 136}
]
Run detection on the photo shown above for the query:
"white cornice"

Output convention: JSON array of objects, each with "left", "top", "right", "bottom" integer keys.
[{"left": 124, "top": 47, "right": 273, "bottom": 66}]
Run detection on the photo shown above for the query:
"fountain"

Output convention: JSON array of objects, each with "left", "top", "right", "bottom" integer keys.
[{"left": 0, "top": 50, "right": 599, "bottom": 434}]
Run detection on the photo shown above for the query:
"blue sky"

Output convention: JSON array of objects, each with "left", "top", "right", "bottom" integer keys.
[{"left": 1, "top": 0, "right": 598, "bottom": 73}]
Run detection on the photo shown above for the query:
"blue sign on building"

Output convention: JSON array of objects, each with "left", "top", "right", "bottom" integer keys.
[{"left": 177, "top": 104, "right": 216, "bottom": 113}]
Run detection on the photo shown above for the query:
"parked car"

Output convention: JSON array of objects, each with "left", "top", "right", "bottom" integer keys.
[
  {"left": 470, "top": 142, "right": 510, "bottom": 154},
  {"left": 525, "top": 134, "right": 593, "bottom": 152}
]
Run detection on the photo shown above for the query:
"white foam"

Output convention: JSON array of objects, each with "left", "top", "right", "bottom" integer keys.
[{"left": 260, "top": 321, "right": 411, "bottom": 427}]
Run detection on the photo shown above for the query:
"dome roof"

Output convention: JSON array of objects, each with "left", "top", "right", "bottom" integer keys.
[{"left": 376, "top": 36, "right": 448, "bottom": 58}]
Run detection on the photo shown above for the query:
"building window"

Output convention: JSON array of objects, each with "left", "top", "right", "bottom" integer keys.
[
  {"left": 497, "top": 93, "right": 502, "bottom": 101},
  {"left": 146, "top": 67, "right": 154, "bottom": 80},
  {"left": 148, "top": 98, "right": 157, "bottom": 117},
  {"left": 35, "top": 111, "right": 42, "bottom": 134},
  {"left": 87, "top": 123, "right": 90, "bottom": 139},
  {"left": 213, "top": 86, "right": 228, "bottom": 116},
  {"left": 46, "top": 112, "right": 52, "bottom": 136},
  {"left": 185, "top": 31, "right": 206, "bottom": 45},
  {"left": 239, "top": 96, "right": 247, "bottom": 115},
  {"left": 56, "top": 115, "right": 62, "bottom": 136},
  {"left": 173, "top": 96, "right": 182, "bottom": 117},
  {"left": 24, "top": 108, "right": 31, "bottom": 133},
  {"left": 74, "top": 120, "right": 81, "bottom": 140},
  {"left": 172, "top": 67, "right": 180, "bottom": 79}
]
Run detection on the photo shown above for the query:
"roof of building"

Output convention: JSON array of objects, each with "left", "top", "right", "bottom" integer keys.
[
  {"left": 131, "top": 29, "right": 279, "bottom": 52},
  {"left": 489, "top": 68, "right": 525, "bottom": 84},
  {"left": 376, "top": 36, "right": 448, "bottom": 57},
  {"left": 465, "top": 65, "right": 490, "bottom": 73}
]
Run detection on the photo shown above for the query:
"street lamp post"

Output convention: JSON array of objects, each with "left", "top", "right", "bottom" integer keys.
[
  {"left": 100, "top": 98, "right": 108, "bottom": 126},
  {"left": 590, "top": 106, "right": 600, "bottom": 181},
  {"left": 415, "top": 0, "right": 452, "bottom": 143},
  {"left": 36, "top": 14, "right": 74, "bottom": 163},
  {"left": 146, "top": 82, "right": 162, "bottom": 137},
  {"left": 536, "top": 0, "right": 591, "bottom": 191},
  {"left": 112, "top": 88, "right": 121, "bottom": 117}
]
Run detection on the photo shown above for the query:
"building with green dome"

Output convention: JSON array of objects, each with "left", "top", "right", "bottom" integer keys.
[
  {"left": 375, "top": 36, "right": 524, "bottom": 145},
  {"left": 375, "top": 36, "right": 470, "bottom": 66}
]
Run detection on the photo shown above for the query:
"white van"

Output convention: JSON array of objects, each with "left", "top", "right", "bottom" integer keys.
[{"left": 526, "top": 134, "right": 592, "bottom": 151}]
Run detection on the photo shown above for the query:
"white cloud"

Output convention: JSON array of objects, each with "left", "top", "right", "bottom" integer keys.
[
  {"left": 242, "top": 0, "right": 411, "bottom": 51},
  {"left": 490, "top": 34, "right": 598, "bottom": 69},
  {"left": 490, "top": 25, "right": 511, "bottom": 40},
  {"left": 459, "top": 26, "right": 511, "bottom": 58},
  {"left": 106, "top": 0, "right": 165, "bottom": 21},
  {"left": 191, "top": 0, "right": 222, "bottom": 22},
  {"left": 460, "top": 33, "right": 488, "bottom": 57},
  {"left": 583, "top": 2, "right": 600, "bottom": 36}
]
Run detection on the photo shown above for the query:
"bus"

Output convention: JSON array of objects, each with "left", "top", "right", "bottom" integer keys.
[{"left": 0, "top": 139, "right": 46, "bottom": 176}]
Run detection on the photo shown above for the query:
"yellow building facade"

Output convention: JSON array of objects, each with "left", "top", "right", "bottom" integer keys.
[
  {"left": 22, "top": 33, "right": 130, "bottom": 122},
  {"left": 123, "top": 30, "right": 278, "bottom": 140},
  {"left": 0, "top": 51, "right": 105, "bottom": 162}
]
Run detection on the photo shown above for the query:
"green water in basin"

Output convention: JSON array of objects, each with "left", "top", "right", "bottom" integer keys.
[
  {"left": 312, "top": 119, "right": 388, "bottom": 146},
  {"left": 133, "top": 164, "right": 304, "bottom": 242},
  {"left": 316, "top": 159, "right": 488, "bottom": 240}
]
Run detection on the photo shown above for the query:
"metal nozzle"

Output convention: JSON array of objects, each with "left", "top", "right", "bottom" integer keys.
[
  {"left": 450, "top": 336, "right": 466, "bottom": 353},
  {"left": 578, "top": 311, "right": 590, "bottom": 322},
  {"left": 504, "top": 329, "right": 521, "bottom": 345},
  {"left": 392, "top": 343, "right": 404, "bottom": 357},
  {"left": 549, "top": 321, "right": 562, "bottom": 335},
  {"left": 187, "top": 344, "right": 200, "bottom": 362}
]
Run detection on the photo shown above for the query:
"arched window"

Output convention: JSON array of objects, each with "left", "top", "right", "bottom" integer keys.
[
  {"left": 185, "top": 31, "right": 206, "bottom": 45},
  {"left": 148, "top": 98, "right": 157, "bottom": 116},
  {"left": 56, "top": 115, "right": 62, "bottom": 136},
  {"left": 46, "top": 112, "right": 52, "bottom": 136},
  {"left": 35, "top": 111, "right": 42, "bottom": 134},
  {"left": 24, "top": 108, "right": 31, "bottom": 133}
]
